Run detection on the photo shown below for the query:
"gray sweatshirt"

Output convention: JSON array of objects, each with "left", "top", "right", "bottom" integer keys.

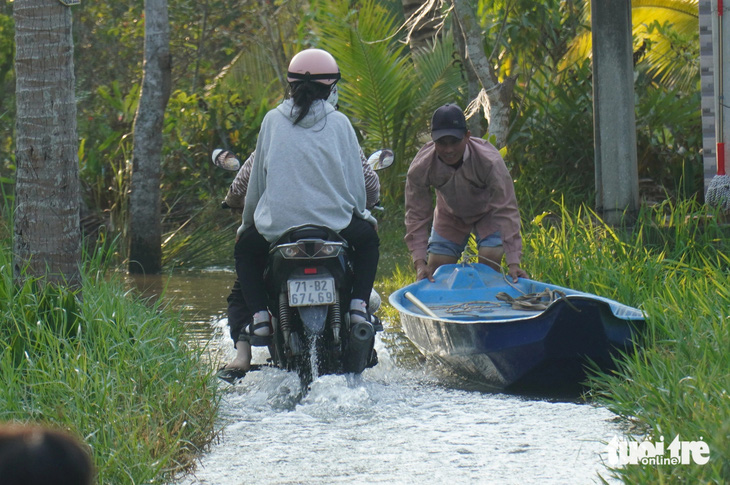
[
  {"left": 239, "top": 98, "right": 374, "bottom": 241},
  {"left": 225, "top": 147, "right": 380, "bottom": 210}
]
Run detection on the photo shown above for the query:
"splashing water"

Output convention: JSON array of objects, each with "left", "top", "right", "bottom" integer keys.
[
  {"left": 175, "top": 317, "right": 623, "bottom": 485},
  {"left": 309, "top": 333, "right": 319, "bottom": 382}
]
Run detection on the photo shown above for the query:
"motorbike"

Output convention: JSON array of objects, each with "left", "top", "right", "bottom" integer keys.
[{"left": 215, "top": 148, "right": 394, "bottom": 386}]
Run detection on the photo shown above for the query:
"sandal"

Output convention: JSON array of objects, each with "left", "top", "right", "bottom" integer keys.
[
  {"left": 216, "top": 364, "right": 264, "bottom": 384},
  {"left": 216, "top": 366, "right": 248, "bottom": 384},
  {"left": 350, "top": 309, "right": 383, "bottom": 332},
  {"left": 246, "top": 320, "right": 273, "bottom": 347}
]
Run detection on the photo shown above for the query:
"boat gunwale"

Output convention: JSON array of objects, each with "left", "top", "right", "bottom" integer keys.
[
  {"left": 391, "top": 293, "right": 644, "bottom": 325},
  {"left": 388, "top": 264, "right": 645, "bottom": 325}
]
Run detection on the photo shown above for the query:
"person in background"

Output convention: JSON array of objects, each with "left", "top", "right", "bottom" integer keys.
[
  {"left": 0, "top": 423, "right": 95, "bottom": 485},
  {"left": 405, "top": 103, "right": 528, "bottom": 283},
  {"left": 221, "top": 48, "right": 380, "bottom": 377}
]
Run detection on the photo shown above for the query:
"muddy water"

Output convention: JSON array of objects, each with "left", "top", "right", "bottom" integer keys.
[
  {"left": 126, "top": 267, "right": 233, "bottom": 340},
  {"left": 150, "top": 270, "right": 623, "bottom": 485}
]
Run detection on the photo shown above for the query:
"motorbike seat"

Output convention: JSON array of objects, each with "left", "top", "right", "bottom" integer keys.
[{"left": 289, "top": 227, "right": 330, "bottom": 241}]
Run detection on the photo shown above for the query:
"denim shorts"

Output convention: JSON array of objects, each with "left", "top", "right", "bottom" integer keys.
[{"left": 427, "top": 228, "right": 502, "bottom": 258}]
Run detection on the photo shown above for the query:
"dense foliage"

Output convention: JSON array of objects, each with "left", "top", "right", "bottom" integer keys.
[{"left": 0, "top": 0, "right": 704, "bottom": 241}]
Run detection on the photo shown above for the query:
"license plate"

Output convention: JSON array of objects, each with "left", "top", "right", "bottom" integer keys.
[{"left": 287, "top": 277, "right": 336, "bottom": 307}]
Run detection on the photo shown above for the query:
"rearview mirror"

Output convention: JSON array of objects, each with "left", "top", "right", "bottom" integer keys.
[
  {"left": 212, "top": 149, "right": 241, "bottom": 171},
  {"left": 366, "top": 149, "right": 394, "bottom": 171}
]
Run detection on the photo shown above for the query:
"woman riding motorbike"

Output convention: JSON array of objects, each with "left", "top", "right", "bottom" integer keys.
[
  {"left": 217, "top": 124, "right": 382, "bottom": 376},
  {"left": 225, "top": 48, "right": 380, "bottom": 375}
]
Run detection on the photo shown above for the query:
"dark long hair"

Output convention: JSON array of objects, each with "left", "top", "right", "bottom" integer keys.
[
  {"left": 0, "top": 424, "right": 94, "bottom": 485},
  {"left": 289, "top": 81, "right": 333, "bottom": 125}
]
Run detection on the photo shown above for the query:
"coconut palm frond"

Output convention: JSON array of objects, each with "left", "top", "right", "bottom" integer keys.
[
  {"left": 317, "top": 0, "right": 415, "bottom": 150},
  {"left": 342, "top": 31, "right": 413, "bottom": 147},
  {"left": 559, "top": 30, "right": 592, "bottom": 74},
  {"left": 412, "top": 35, "right": 461, "bottom": 99},
  {"left": 579, "top": 0, "right": 699, "bottom": 21},
  {"left": 411, "top": 35, "right": 464, "bottom": 121},
  {"left": 557, "top": 0, "right": 593, "bottom": 74},
  {"left": 632, "top": 1, "right": 699, "bottom": 90},
  {"left": 632, "top": 0, "right": 699, "bottom": 21}
]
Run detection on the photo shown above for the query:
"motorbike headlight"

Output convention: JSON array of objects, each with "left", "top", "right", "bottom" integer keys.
[{"left": 320, "top": 244, "right": 337, "bottom": 256}]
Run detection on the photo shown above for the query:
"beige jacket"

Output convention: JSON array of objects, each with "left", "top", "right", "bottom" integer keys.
[{"left": 404, "top": 137, "right": 523, "bottom": 265}]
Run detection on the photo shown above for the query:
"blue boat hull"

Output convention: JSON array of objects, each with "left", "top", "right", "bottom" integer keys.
[{"left": 389, "top": 264, "right": 645, "bottom": 392}]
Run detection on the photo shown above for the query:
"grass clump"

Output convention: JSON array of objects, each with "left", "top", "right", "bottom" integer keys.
[
  {"left": 0, "top": 243, "right": 222, "bottom": 483},
  {"left": 590, "top": 264, "right": 730, "bottom": 483},
  {"left": 518, "top": 199, "right": 730, "bottom": 483}
]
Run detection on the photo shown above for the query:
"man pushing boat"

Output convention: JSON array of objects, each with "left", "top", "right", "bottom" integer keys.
[{"left": 404, "top": 103, "right": 528, "bottom": 283}]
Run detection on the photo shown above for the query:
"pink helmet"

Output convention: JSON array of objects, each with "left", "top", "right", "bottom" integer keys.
[{"left": 286, "top": 48, "right": 341, "bottom": 86}]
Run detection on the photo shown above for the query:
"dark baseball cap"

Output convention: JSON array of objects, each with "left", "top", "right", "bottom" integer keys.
[{"left": 431, "top": 103, "right": 467, "bottom": 141}]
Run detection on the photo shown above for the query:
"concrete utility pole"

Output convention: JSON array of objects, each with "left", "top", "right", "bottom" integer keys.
[
  {"left": 591, "top": 0, "right": 639, "bottom": 224},
  {"left": 700, "top": 0, "right": 717, "bottom": 195},
  {"left": 712, "top": 0, "right": 730, "bottom": 184}
]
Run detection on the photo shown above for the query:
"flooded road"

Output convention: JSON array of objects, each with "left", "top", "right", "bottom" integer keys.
[{"left": 156, "top": 270, "right": 623, "bottom": 485}]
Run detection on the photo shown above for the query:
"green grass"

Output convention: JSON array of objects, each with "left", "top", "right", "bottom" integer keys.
[
  {"left": 375, "top": 198, "right": 730, "bottom": 483},
  {"left": 0, "top": 241, "right": 222, "bottom": 484},
  {"left": 520, "top": 199, "right": 729, "bottom": 482}
]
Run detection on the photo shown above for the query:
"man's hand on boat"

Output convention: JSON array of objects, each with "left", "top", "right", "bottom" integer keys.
[
  {"left": 414, "top": 259, "right": 436, "bottom": 282},
  {"left": 508, "top": 263, "right": 529, "bottom": 283}
]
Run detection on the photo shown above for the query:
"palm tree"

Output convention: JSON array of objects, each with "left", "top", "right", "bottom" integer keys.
[
  {"left": 210, "top": 0, "right": 464, "bottom": 200},
  {"left": 129, "top": 0, "right": 171, "bottom": 274},
  {"left": 13, "top": 0, "right": 81, "bottom": 286},
  {"left": 315, "top": 0, "right": 463, "bottom": 199}
]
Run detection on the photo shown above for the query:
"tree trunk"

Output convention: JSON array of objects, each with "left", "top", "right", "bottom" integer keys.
[
  {"left": 13, "top": 0, "right": 81, "bottom": 287},
  {"left": 451, "top": 0, "right": 515, "bottom": 148},
  {"left": 453, "top": 15, "right": 483, "bottom": 138},
  {"left": 259, "top": 0, "right": 289, "bottom": 91},
  {"left": 129, "top": 0, "right": 171, "bottom": 274}
]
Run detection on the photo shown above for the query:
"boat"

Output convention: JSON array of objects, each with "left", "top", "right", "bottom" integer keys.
[{"left": 388, "top": 263, "right": 645, "bottom": 393}]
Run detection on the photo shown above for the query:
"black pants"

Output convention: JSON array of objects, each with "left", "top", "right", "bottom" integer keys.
[
  {"left": 228, "top": 217, "right": 380, "bottom": 345},
  {"left": 226, "top": 279, "right": 252, "bottom": 344}
]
